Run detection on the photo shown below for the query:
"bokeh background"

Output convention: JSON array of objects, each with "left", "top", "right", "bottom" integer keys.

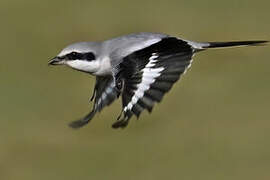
[{"left": 1, "top": 0, "right": 269, "bottom": 179}]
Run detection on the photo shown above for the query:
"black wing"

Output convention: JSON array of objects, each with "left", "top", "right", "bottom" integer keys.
[
  {"left": 112, "top": 37, "right": 194, "bottom": 128},
  {"left": 69, "top": 76, "right": 119, "bottom": 128}
]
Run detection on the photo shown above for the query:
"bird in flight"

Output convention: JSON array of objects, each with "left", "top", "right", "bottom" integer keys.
[{"left": 49, "top": 32, "right": 267, "bottom": 129}]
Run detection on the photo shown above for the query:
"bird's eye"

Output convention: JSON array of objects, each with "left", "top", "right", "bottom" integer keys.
[
  {"left": 71, "top": 52, "right": 78, "bottom": 58},
  {"left": 67, "top": 52, "right": 80, "bottom": 60}
]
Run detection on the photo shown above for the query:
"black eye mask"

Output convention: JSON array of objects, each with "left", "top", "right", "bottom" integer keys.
[
  {"left": 82, "top": 52, "right": 96, "bottom": 61},
  {"left": 65, "top": 52, "right": 96, "bottom": 61}
]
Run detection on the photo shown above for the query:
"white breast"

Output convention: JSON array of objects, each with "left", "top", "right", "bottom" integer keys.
[{"left": 93, "top": 56, "right": 112, "bottom": 76}]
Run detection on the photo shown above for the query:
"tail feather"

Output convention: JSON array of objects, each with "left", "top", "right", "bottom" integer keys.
[{"left": 202, "top": 40, "right": 268, "bottom": 49}]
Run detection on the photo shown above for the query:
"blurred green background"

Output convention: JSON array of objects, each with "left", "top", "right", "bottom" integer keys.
[{"left": 1, "top": 0, "right": 269, "bottom": 179}]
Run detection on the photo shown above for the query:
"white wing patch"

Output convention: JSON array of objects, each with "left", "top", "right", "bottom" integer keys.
[{"left": 124, "top": 54, "right": 164, "bottom": 112}]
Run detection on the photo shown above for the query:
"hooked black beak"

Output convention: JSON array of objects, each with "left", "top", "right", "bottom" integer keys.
[{"left": 48, "top": 57, "right": 63, "bottom": 65}]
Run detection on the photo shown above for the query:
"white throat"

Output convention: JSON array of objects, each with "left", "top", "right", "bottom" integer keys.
[
  {"left": 93, "top": 56, "right": 112, "bottom": 76},
  {"left": 66, "top": 60, "right": 100, "bottom": 74},
  {"left": 65, "top": 57, "right": 112, "bottom": 76}
]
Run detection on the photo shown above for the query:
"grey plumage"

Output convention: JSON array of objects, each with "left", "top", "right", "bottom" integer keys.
[{"left": 49, "top": 32, "right": 267, "bottom": 129}]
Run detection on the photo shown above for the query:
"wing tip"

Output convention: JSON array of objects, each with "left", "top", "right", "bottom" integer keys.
[
  {"left": 68, "top": 120, "right": 88, "bottom": 129},
  {"left": 111, "top": 120, "right": 129, "bottom": 129}
]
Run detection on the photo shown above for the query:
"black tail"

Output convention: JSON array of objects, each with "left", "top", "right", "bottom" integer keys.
[{"left": 203, "top": 40, "right": 268, "bottom": 49}]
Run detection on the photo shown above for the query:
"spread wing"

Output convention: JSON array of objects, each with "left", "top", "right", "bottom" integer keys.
[
  {"left": 112, "top": 37, "right": 194, "bottom": 128},
  {"left": 69, "top": 76, "right": 119, "bottom": 128}
]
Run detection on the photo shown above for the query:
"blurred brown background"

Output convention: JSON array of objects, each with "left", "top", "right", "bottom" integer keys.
[{"left": 0, "top": 0, "right": 269, "bottom": 179}]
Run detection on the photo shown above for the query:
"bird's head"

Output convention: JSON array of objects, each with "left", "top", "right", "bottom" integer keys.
[{"left": 49, "top": 42, "right": 102, "bottom": 74}]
